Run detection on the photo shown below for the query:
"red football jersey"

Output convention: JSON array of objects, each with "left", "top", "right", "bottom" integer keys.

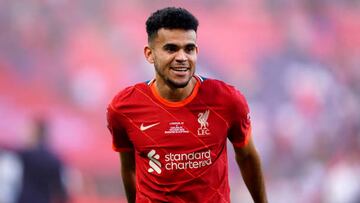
[{"left": 107, "top": 75, "right": 251, "bottom": 203}]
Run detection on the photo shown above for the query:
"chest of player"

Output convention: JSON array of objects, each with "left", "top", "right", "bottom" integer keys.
[{"left": 124, "top": 106, "right": 229, "bottom": 151}]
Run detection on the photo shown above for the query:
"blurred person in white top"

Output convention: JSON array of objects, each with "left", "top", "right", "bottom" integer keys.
[{"left": 0, "top": 149, "right": 22, "bottom": 203}]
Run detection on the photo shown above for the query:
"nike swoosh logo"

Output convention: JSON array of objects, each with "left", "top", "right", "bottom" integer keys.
[{"left": 140, "top": 122, "right": 160, "bottom": 131}]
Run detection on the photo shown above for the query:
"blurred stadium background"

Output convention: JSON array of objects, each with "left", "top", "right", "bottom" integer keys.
[{"left": 0, "top": 0, "right": 359, "bottom": 203}]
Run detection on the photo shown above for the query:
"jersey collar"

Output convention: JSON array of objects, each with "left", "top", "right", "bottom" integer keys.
[{"left": 149, "top": 75, "right": 202, "bottom": 107}]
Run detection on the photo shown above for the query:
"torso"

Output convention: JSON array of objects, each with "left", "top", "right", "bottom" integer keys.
[{"left": 108, "top": 76, "right": 250, "bottom": 202}]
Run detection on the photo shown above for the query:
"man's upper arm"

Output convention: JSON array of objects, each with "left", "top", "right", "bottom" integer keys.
[
  {"left": 233, "top": 136, "right": 258, "bottom": 162},
  {"left": 227, "top": 87, "right": 251, "bottom": 148},
  {"left": 118, "top": 152, "right": 136, "bottom": 203},
  {"left": 119, "top": 151, "right": 135, "bottom": 171},
  {"left": 107, "top": 105, "right": 134, "bottom": 152}
]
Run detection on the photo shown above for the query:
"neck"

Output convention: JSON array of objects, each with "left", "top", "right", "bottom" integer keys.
[{"left": 154, "top": 76, "right": 197, "bottom": 102}]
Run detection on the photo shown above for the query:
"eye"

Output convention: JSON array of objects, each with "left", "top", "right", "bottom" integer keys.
[
  {"left": 164, "top": 45, "right": 178, "bottom": 53},
  {"left": 185, "top": 45, "right": 196, "bottom": 54}
]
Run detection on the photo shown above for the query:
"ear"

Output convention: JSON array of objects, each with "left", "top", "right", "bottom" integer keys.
[{"left": 144, "top": 45, "right": 154, "bottom": 64}]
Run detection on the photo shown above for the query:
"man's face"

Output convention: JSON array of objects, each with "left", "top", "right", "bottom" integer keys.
[{"left": 145, "top": 28, "right": 198, "bottom": 89}]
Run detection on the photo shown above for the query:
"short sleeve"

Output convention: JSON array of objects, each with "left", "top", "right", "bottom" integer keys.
[
  {"left": 106, "top": 104, "right": 134, "bottom": 152},
  {"left": 227, "top": 89, "right": 251, "bottom": 148}
]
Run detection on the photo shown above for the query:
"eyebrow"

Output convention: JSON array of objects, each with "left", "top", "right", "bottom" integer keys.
[
  {"left": 163, "top": 43, "right": 196, "bottom": 48},
  {"left": 163, "top": 43, "right": 178, "bottom": 49},
  {"left": 185, "top": 43, "right": 196, "bottom": 48}
]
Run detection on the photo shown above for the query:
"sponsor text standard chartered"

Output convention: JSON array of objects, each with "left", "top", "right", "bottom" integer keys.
[{"left": 164, "top": 150, "right": 212, "bottom": 170}]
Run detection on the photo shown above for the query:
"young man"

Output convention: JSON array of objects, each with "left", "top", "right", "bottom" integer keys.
[{"left": 107, "top": 7, "right": 268, "bottom": 203}]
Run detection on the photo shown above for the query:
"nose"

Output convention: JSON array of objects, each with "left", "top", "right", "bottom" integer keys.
[{"left": 175, "top": 50, "right": 187, "bottom": 62}]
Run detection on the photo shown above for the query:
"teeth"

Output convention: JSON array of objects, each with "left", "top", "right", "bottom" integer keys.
[{"left": 172, "top": 67, "right": 188, "bottom": 71}]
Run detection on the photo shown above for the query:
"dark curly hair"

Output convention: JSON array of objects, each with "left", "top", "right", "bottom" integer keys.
[{"left": 146, "top": 7, "right": 199, "bottom": 43}]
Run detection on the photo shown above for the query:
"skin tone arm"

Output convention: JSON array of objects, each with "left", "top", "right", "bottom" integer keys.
[
  {"left": 119, "top": 151, "right": 136, "bottom": 203},
  {"left": 234, "top": 137, "right": 268, "bottom": 203}
]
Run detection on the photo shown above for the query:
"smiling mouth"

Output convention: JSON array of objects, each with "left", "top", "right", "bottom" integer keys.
[{"left": 170, "top": 67, "right": 189, "bottom": 72}]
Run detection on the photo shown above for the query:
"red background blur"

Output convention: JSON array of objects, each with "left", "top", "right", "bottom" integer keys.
[{"left": 1, "top": 1, "right": 359, "bottom": 202}]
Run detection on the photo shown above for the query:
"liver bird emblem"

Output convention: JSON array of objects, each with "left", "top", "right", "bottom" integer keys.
[{"left": 198, "top": 110, "right": 210, "bottom": 129}]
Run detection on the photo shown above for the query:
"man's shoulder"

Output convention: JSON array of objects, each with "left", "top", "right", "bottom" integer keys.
[
  {"left": 108, "top": 81, "right": 149, "bottom": 108},
  {"left": 199, "top": 76, "right": 248, "bottom": 106},
  {"left": 200, "top": 77, "right": 240, "bottom": 96}
]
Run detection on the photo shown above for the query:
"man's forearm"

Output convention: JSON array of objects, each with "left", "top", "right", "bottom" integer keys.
[
  {"left": 236, "top": 151, "right": 267, "bottom": 203},
  {"left": 121, "top": 169, "right": 136, "bottom": 203}
]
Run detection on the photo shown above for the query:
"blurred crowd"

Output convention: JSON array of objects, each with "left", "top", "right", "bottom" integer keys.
[{"left": 0, "top": 0, "right": 359, "bottom": 203}]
